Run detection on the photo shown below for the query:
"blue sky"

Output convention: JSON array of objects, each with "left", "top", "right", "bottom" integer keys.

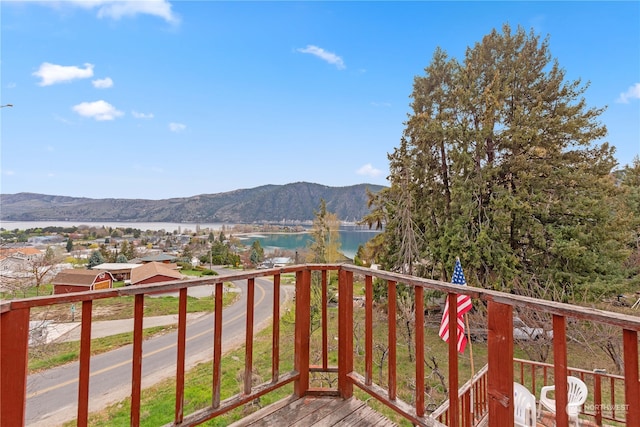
[{"left": 1, "top": 1, "right": 638, "bottom": 200}]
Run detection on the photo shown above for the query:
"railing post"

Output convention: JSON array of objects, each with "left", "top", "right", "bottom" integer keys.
[
  {"left": 294, "top": 268, "right": 311, "bottom": 397},
  {"left": 487, "top": 300, "right": 513, "bottom": 426},
  {"left": 0, "top": 308, "right": 29, "bottom": 427},
  {"left": 338, "top": 268, "right": 354, "bottom": 399},
  {"left": 552, "top": 314, "right": 569, "bottom": 427},
  {"left": 623, "top": 329, "right": 640, "bottom": 425},
  {"left": 448, "top": 293, "right": 459, "bottom": 426},
  {"left": 594, "top": 373, "right": 602, "bottom": 426}
]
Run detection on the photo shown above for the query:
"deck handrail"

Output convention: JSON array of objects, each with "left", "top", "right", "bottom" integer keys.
[
  {"left": 430, "top": 363, "right": 489, "bottom": 423},
  {"left": 2, "top": 264, "right": 639, "bottom": 427}
]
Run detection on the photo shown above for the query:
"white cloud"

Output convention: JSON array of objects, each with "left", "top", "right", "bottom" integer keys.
[
  {"left": 42, "top": 0, "right": 179, "bottom": 24},
  {"left": 3, "top": 170, "right": 15, "bottom": 176},
  {"left": 616, "top": 83, "right": 640, "bottom": 103},
  {"left": 169, "top": 122, "right": 186, "bottom": 132},
  {"left": 33, "top": 62, "right": 94, "bottom": 86},
  {"left": 296, "top": 45, "right": 345, "bottom": 70},
  {"left": 7, "top": 82, "right": 16, "bottom": 89},
  {"left": 371, "top": 101, "right": 391, "bottom": 108},
  {"left": 357, "top": 163, "right": 383, "bottom": 178},
  {"left": 92, "top": 77, "right": 113, "bottom": 89},
  {"left": 132, "top": 111, "right": 154, "bottom": 119},
  {"left": 72, "top": 100, "right": 124, "bottom": 121}
]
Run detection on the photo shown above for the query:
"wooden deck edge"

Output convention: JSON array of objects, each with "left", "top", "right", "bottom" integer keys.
[{"left": 347, "top": 372, "right": 446, "bottom": 427}]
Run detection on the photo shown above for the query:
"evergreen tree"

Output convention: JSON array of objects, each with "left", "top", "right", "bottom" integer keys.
[
  {"left": 250, "top": 240, "right": 264, "bottom": 266},
  {"left": 87, "top": 251, "right": 105, "bottom": 269},
  {"left": 66, "top": 239, "right": 73, "bottom": 253},
  {"left": 372, "top": 24, "right": 632, "bottom": 292},
  {"left": 308, "top": 199, "right": 342, "bottom": 263}
]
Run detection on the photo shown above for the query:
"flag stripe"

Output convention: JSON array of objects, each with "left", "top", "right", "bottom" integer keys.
[{"left": 439, "top": 259, "right": 471, "bottom": 353}]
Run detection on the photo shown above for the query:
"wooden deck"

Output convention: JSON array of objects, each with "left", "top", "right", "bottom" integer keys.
[{"left": 228, "top": 395, "right": 398, "bottom": 427}]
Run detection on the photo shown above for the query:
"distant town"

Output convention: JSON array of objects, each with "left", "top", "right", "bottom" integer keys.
[{"left": 0, "top": 222, "right": 311, "bottom": 299}]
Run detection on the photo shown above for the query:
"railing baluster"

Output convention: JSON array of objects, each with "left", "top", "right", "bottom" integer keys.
[
  {"left": 321, "top": 270, "right": 328, "bottom": 371},
  {"left": 244, "top": 278, "right": 255, "bottom": 395},
  {"left": 415, "top": 285, "right": 424, "bottom": 417},
  {"left": 623, "top": 329, "right": 640, "bottom": 425},
  {"left": 77, "top": 300, "right": 93, "bottom": 426},
  {"left": 531, "top": 363, "right": 536, "bottom": 396},
  {"left": 130, "top": 293, "right": 144, "bottom": 427},
  {"left": 272, "top": 274, "right": 280, "bottom": 383},
  {"left": 611, "top": 376, "right": 616, "bottom": 420},
  {"left": 174, "top": 287, "right": 187, "bottom": 424},
  {"left": 212, "top": 281, "right": 223, "bottom": 408},
  {"left": 388, "top": 280, "right": 397, "bottom": 401},
  {"left": 365, "top": 274, "right": 373, "bottom": 386}
]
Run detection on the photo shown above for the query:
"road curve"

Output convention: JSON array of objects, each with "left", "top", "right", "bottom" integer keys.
[{"left": 25, "top": 270, "right": 291, "bottom": 427}]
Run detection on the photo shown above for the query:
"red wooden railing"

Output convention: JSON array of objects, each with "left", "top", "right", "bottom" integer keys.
[
  {"left": 2, "top": 264, "right": 639, "bottom": 427},
  {"left": 514, "top": 358, "right": 629, "bottom": 425},
  {"left": 431, "top": 364, "right": 489, "bottom": 426}
]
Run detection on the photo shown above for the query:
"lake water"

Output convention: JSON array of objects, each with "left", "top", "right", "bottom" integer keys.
[
  {"left": 238, "top": 227, "right": 380, "bottom": 259},
  {"left": 1, "top": 221, "right": 380, "bottom": 259}
]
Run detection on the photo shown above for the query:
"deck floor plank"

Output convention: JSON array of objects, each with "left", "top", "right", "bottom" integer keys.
[
  {"left": 333, "top": 403, "right": 397, "bottom": 427},
  {"left": 228, "top": 395, "right": 397, "bottom": 427},
  {"left": 301, "top": 397, "right": 367, "bottom": 427},
  {"left": 289, "top": 397, "right": 359, "bottom": 427}
]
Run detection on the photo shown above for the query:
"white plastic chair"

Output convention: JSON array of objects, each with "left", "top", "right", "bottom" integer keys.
[
  {"left": 514, "top": 382, "right": 536, "bottom": 427},
  {"left": 538, "top": 376, "right": 588, "bottom": 426}
]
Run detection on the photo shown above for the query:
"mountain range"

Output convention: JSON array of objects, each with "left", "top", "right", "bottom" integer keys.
[{"left": 0, "top": 182, "right": 385, "bottom": 224}]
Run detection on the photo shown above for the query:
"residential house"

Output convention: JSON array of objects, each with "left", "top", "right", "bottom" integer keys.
[
  {"left": 130, "top": 262, "right": 182, "bottom": 285},
  {"left": 137, "top": 254, "right": 178, "bottom": 264},
  {"left": 52, "top": 269, "right": 114, "bottom": 294},
  {"left": 0, "top": 247, "right": 43, "bottom": 278},
  {"left": 91, "top": 263, "right": 143, "bottom": 282}
]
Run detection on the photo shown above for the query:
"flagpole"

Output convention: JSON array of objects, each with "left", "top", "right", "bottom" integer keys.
[{"left": 464, "top": 314, "right": 475, "bottom": 377}]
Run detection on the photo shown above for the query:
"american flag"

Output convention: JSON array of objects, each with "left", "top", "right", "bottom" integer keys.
[{"left": 438, "top": 258, "right": 472, "bottom": 353}]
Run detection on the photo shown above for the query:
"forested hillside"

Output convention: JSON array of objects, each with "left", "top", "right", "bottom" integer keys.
[{"left": 0, "top": 182, "right": 385, "bottom": 223}]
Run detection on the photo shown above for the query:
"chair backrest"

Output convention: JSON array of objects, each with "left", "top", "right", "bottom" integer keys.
[
  {"left": 514, "top": 382, "right": 536, "bottom": 426},
  {"left": 567, "top": 376, "right": 588, "bottom": 405}
]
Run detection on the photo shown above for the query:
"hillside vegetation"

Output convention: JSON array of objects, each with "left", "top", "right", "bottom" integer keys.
[{"left": 0, "top": 182, "right": 384, "bottom": 224}]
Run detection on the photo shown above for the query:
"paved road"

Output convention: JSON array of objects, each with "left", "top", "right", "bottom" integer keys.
[{"left": 25, "top": 270, "right": 292, "bottom": 427}]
